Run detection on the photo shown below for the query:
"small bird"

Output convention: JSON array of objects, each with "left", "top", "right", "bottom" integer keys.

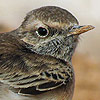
[{"left": 0, "top": 6, "right": 94, "bottom": 100}]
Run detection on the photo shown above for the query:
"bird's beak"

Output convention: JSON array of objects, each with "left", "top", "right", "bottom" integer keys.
[{"left": 69, "top": 25, "right": 95, "bottom": 35}]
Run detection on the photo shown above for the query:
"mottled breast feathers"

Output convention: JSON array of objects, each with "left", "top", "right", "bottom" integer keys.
[{"left": 0, "top": 33, "right": 74, "bottom": 95}]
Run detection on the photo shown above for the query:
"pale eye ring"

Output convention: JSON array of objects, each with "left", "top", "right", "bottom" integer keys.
[{"left": 36, "top": 27, "right": 48, "bottom": 37}]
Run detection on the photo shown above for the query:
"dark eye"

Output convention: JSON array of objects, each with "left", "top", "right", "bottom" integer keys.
[{"left": 36, "top": 27, "right": 48, "bottom": 37}]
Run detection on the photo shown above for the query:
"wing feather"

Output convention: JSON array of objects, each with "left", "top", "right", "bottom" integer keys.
[{"left": 0, "top": 33, "right": 72, "bottom": 95}]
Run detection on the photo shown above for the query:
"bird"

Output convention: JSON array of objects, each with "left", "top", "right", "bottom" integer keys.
[{"left": 0, "top": 6, "right": 94, "bottom": 100}]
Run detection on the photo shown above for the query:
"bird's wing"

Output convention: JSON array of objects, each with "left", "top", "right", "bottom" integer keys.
[
  {"left": 0, "top": 59, "right": 71, "bottom": 95},
  {"left": 0, "top": 33, "right": 72, "bottom": 95}
]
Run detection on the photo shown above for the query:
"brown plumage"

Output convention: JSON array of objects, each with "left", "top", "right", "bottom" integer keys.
[{"left": 0, "top": 6, "right": 94, "bottom": 100}]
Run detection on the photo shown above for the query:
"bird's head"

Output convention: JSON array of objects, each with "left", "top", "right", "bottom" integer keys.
[{"left": 17, "top": 6, "right": 94, "bottom": 62}]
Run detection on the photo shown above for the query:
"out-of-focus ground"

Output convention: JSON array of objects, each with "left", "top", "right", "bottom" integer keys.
[
  {"left": 72, "top": 54, "right": 100, "bottom": 100},
  {"left": 0, "top": 0, "right": 100, "bottom": 100}
]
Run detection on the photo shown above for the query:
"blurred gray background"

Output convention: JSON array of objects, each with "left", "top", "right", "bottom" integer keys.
[{"left": 0, "top": 0, "right": 99, "bottom": 62}]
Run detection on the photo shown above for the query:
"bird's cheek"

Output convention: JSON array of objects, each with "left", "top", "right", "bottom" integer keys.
[{"left": 21, "top": 36, "right": 37, "bottom": 45}]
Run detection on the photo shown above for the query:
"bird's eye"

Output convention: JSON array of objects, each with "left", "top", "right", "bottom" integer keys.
[{"left": 36, "top": 27, "right": 48, "bottom": 37}]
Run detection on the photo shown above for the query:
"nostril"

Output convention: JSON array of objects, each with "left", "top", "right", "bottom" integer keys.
[
  {"left": 77, "top": 26, "right": 83, "bottom": 28},
  {"left": 69, "top": 25, "right": 84, "bottom": 32},
  {"left": 72, "top": 25, "right": 83, "bottom": 29},
  {"left": 74, "top": 25, "right": 83, "bottom": 29}
]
